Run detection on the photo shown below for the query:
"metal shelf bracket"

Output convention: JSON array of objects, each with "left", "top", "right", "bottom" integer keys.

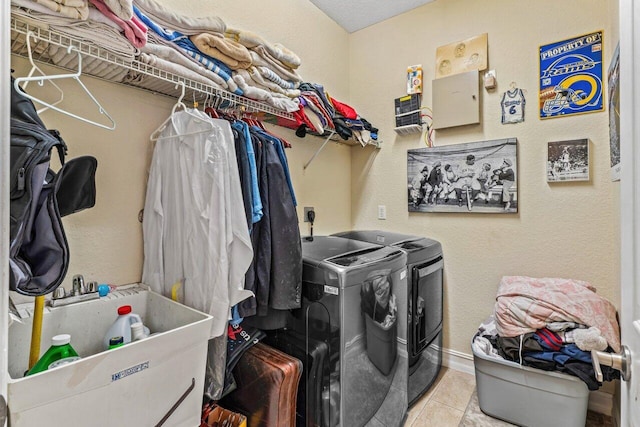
[{"left": 303, "top": 130, "right": 335, "bottom": 170}]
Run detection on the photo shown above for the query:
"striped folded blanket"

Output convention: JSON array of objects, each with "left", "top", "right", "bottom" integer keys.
[
  {"left": 133, "top": 5, "right": 242, "bottom": 95},
  {"left": 234, "top": 68, "right": 300, "bottom": 98}
]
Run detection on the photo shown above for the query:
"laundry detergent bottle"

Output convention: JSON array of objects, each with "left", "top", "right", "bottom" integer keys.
[
  {"left": 27, "top": 334, "right": 81, "bottom": 376},
  {"left": 103, "top": 305, "right": 150, "bottom": 350}
]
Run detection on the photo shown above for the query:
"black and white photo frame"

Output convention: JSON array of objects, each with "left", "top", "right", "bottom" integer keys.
[
  {"left": 407, "top": 138, "right": 518, "bottom": 213},
  {"left": 546, "top": 139, "right": 590, "bottom": 182}
]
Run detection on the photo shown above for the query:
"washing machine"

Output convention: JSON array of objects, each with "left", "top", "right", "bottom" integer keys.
[
  {"left": 282, "top": 236, "right": 408, "bottom": 427},
  {"left": 333, "top": 230, "right": 443, "bottom": 406}
]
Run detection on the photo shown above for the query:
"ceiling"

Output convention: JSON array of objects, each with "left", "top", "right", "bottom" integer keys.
[{"left": 308, "top": 0, "right": 435, "bottom": 33}]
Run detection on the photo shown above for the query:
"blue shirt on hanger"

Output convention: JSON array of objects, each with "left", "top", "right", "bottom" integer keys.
[{"left": 232, "top": 121, "right": 263, "bottom": 224}]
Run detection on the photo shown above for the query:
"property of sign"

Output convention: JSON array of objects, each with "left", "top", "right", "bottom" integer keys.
[{"left": 539, "top": 31, "right": 604, "bottom": 119}]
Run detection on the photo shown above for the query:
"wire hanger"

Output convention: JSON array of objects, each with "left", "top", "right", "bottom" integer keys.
[
  {"left": 150, "top": 81, "right": 217, "bottom": 141},
  {"left": 204, "top": 93, "right": 220, "bottom": 119},
  {"left": 13, "top": 44, "right": 116, "bottom": 130},
  {"left": 19, "top": 31, "right": 64, "bottom": 115}
]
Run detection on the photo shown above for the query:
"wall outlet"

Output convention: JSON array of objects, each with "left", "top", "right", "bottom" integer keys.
[
  {"left": 303, "top": 207, "right": 315, "bottom": 223},
  {"left": 378, "top": 205, "right": 387, "bottom": 220}
]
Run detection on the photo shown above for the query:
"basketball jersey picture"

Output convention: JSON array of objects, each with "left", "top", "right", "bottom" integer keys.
[{"left": 501, "top": 88, "right": 525, "bottom": 124}]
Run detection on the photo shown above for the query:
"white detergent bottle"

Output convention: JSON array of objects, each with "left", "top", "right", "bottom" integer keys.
[{"left": 103, "top": 305, "right": 150, "bottom": 349}]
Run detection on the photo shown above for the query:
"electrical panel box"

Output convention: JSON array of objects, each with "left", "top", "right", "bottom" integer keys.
[{"left": 432, "top": 70, "right": 480, "bottom": 129}]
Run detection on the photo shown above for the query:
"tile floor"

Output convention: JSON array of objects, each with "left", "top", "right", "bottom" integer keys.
[{"left": 404, "top": 367, "right": 614, "bottom": 427}]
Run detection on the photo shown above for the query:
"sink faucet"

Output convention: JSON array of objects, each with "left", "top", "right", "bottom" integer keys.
[
  {"left": 72, "top": 274, "right": 85, "bottom": 296},
  {"left": 50, "top": 274, "right": 99, "bottom": 308}
]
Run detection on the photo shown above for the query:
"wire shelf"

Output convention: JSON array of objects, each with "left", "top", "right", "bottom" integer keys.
[
  {"left": 10, "top": 13, "right": 381, "bottom": 158},
  {"left": 10, "top": 15, "right": 295, "bottom": 120}
]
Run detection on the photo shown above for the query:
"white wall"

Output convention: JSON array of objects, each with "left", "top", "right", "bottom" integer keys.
[{"left": 349, "top": 0, "right": 620, "bottom": 363}]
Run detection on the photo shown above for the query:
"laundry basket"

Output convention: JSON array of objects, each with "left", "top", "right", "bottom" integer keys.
[{"left": 471, "top": 337, "right": 589, "bottom": 427}]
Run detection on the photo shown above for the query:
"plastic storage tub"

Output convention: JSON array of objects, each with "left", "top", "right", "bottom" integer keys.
[
  {"left": 8, "top": 284, "right": 212, "bottom": 427},
  {"left": 472, "top": 339, "right": 589, "bottom": 427}
]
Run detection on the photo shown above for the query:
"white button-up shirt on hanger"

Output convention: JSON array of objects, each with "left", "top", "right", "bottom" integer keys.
[{"left": 142, "top": 108, "right": 254, "bottom": 338}]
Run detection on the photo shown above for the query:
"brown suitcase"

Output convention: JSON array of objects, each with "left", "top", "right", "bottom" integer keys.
[{"left": 221, "top": 342, "right": 302, "bottom": 427}]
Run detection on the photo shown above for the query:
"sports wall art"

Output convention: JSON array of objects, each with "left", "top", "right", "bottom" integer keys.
[
  {"left": 547, "top": 139, "right": 590, "bottom": 182},
  {"left": 407, "top": 138, "right": 518, "bottom": 214},
  {"left": 539, "top": 30, "right": 604, "bottom": 119}
]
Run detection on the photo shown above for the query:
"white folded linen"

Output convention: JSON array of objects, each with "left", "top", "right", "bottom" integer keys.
[{"left": 133, "top": 0, "right": 225, "bottom": 35}]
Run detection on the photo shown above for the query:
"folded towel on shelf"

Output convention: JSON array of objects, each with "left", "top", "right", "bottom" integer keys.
[
  {"left": 12, "top": 0, "right": 62, "bottom": 20},
  {"left": 225, "top": 28, "right": 301, "bottom": 69},
  {"left": 14, "top": 0, "right": 119, "bottom": 32},
  {"left": 12, "top": 5, "right": 137, "bottom": 61},
  {"left": 103, "top": 0, "right": 132, "bottom": 21},
  {"left": 34, "top": 0, "right": 89, "bottom": 20},
  {"left": 234, "top": 68, "right": 300, "bottom": 98},
  {"left": 138, "top": 52, "right": 225, "bottom": 90},
  {"left": 249, "top": 50, "right": 302, "bottom": 84},
  {"left": 133, "top": 0, "right": 225, "bottom": 35},
  {"left": 134, "top": 5, "right": 241, "bottom": 95},
  {"left": 190, "top": 33, "right": 252, "bottom": 70},
  {"left": 256, "top": 66, "right": 297, "bottom": 90},
  {"left": 232, "top": 74, "right": 299, "bottom": 113},
  {"left": 88, "top": 6, "right": 123, "bottom": 30},
  {"left": 89, "top": 0, "right": 147, "bottom": 48},
  {"left": 142, "top": 42, "right": 229, "bottom": 90},
  {"left": 181, "top": 48, "right": 240, "bottom": 95}
]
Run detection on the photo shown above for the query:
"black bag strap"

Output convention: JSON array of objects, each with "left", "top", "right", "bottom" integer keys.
[{"left": 48, "top": 129, "right": 67, "bottom": 166}]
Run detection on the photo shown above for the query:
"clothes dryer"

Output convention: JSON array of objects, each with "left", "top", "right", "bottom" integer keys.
[
  {"left": 284, "top": 236, "right": 408, "bottom": 427},
  {"left": 333, "top": 230, "right": 443, "bottom": 406}
]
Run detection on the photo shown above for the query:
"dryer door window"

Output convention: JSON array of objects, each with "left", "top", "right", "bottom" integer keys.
[{"left": 410, "top": 257, "right": 443, "bottom": 358}]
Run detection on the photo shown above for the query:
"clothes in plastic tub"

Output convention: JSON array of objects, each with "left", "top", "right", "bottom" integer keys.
[
  {"left": 472, "top": 338, "right": 589, "bottom": 427},
  {"left": 7, "top": 284, "right": 212, "bottom": 427},
  {"left": 365, "top": 314, "right": 398, "bottom": 375}
]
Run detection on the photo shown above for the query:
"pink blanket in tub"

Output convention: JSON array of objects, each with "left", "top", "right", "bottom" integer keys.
[{"left": 494, "top": 276, "right": 620, "bottom": 352}]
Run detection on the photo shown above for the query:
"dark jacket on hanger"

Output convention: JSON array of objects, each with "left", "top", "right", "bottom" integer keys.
[
  {"left": 263, "top": 135, "right": 302, "bottom": 310},
  {"left": 233, "top": 127, "right": 253, "bottom": 229},
  {"left": 240, "top": 135, "right": 270, "bottom": 317}
]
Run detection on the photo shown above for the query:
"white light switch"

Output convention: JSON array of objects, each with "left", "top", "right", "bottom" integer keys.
[{"left": 378, "top": 205, "right": 387, "bottom": 220}]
